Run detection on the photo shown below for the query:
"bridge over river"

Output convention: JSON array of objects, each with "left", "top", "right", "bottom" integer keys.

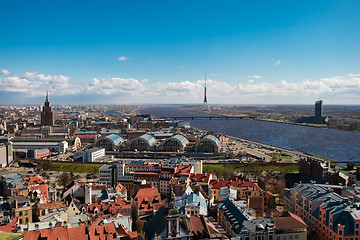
[{"left": 159, "top": 116, "right": 255, "bottom": 120}]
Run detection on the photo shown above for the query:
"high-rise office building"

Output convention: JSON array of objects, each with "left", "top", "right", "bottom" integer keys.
[
  {"left": 315, "top": 100, "right": 323, "bottom": 117},
  {"left": 41, "top": 92, "right": 55, "bottom": 126}
]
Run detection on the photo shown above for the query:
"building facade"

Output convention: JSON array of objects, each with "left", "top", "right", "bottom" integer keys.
[
  {"left": 285, "top": 183, "right": 360, "bottom": 240},
  {"left": 41, "top": 93, "right": 55, "bottom": 126}
]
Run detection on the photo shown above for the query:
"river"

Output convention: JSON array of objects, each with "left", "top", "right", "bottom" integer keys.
[{"left": 139, "top": 105, "right": 360, "bottom": 162}]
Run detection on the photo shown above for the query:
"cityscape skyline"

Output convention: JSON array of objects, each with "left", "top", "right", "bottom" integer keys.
[{"left": 1, "top": 0, "right": 360, "bottom": 104}]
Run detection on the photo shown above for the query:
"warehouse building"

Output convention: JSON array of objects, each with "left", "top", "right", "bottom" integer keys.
[
  {"left": 126, "top": 134, "right": 156, "bottom": 151},
  {"left": 95, "top": 134, "right": 124, "bottom": 151},
  {"left": 159, "top": 134, "right": 189, "bottom": 152},
  {"left": 194, "top": 135, "right": 220, "bottom": 153}
]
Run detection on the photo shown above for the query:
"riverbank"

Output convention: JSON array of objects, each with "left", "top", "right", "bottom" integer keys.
[{"left": 190, "top": 107, "right": 359, "bottom": 132}]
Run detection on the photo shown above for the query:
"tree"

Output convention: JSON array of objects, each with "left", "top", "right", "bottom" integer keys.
[
  {"left": 258, "top": 178, "right": 266, "bottom": 191},
  {"left": 59, "top": 172, "right": 71, "bottom": 188},
  {"left": 40, "top": 161, "right": 52, "bottom": 171},
  {"left": 135, "top": 219, "right": 145, "bottom": 234}
]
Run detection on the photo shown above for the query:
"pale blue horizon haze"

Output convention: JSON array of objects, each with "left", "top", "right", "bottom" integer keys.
[{"left": 0, "top": 0, "right": 360, "bottom": 105}]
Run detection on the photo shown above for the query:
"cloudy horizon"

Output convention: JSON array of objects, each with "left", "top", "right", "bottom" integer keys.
[
  {"left": 1, "top": 68, "right": 359, "bottom": 105},
  {"left": 1, "top": 1, "right": 359, "bottom": 105}
]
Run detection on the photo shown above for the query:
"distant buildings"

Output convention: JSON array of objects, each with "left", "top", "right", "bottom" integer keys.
[
  {"left": 40, "top": 92, "right": 55, "bottom": 127},
  {"left": 12, "top": 141, "right": 68, "bottom": 155},
  {"left": 295, "top": 100, "right": 328, "bottom": 124},
  {"left": 315, "top": 100, "right": 323, "bottom": 117},
  {"left": 0, "top": 142, "right": 13, "bottom": 167},
  {"left": 83, "top": 147, "right": 105, "bottom": 162}
]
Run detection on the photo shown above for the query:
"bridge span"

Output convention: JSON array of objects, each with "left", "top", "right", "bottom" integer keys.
[{"left": 158, "top": 116, "right": 254, "bottom": 120}]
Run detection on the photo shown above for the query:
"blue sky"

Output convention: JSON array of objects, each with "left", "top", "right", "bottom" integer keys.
[{"left": 1, "top": 0, "right": 359, "bottom": 104}]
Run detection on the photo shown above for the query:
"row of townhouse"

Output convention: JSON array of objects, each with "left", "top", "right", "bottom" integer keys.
[{"left": 285, "top": 183, "right": 360, "bottom": 240}]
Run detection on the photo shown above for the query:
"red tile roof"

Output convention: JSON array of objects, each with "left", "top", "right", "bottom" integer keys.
[
  {"left": 87, "top": 201, "right": 131, "bottom": 216},
  {"left": 88, "top": 185, "right": 107, "bottom": 190},
  {"left": 88, "top": 222, "right": 118, "bottom": 240},
  {"left": 273, "top": 211, "right": 308, "bottom": 230},
  {"left": 0, "top": 217, "right": 18, "bottom": 233},
  {"left": 23, "top": 226, "right": 88, "bottom": 240},
  {"left": 175, "top": 165, "right": 192, "bottom": 175},
  {"left": 189, "top": 216, "right": 207, "bottom": 235},
  {"left": 23, "top": 223, "right": 121, "bottom": 240},
  {"left": 30, "top": 184, "right": 49, "bottom": 203},
  {"left": 24, "top": 175, "right": 45, "bottom": 185},
  {"left": 134, "top": 188, "right": 162, "bottom": 212},
  {"left": 190, "top": 173, "right": 212, "bottom": 183}
]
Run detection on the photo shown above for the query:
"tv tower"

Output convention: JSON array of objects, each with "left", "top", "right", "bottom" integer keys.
[{"left": 202, "top": 74, "right": 210, "bottom": 112}]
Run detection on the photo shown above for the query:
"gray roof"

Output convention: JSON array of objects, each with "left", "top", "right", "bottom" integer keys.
[
  {"left": 1, "top": 173, "right": 26, "bottom": 189},
  {"left": 99, "top": 164, "right": 113, "bottom": 170},
  {"left": 104, "top": 215, "right": 132, "bottom": 232},
  {"left": 103, "top": 134, "right": 124, "bottom": 146},
  {"left": 137, "top": 134, "right": 156, "bottom": 146},
  {"left": 68, "top": 214, "right": 89, "bottom": 227},
  {"left": 12, "top": 142, "right": 64, "bottom": 146},
  {"left": 74, "top": 131, "right": 97, "bottom": 135},
  {"left": 170, "top": 134, "right": 189, "bottom": 146},
  {"left": 292, "top": 183, "right": 360, "bottom": 236},
  {"left": 200, "top": 135, "right": 220, "bottom": 146}
]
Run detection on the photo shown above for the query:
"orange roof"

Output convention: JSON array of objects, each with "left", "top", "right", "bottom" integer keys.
[
  {"left": 190, "top": 173, "right": 212, "bottom": 183},
  {"left": 88, "top": 222, "right": 118, "bottom": 240},
  {"left": 175, "top": 165, "right": 192, "bottom": 175},
  {"left": 23, "top": 224, "right": 119, "bottom": 240},
  {"left": 128, "top": 231, "right": 138, "bottom": 239},
  {"left": 24, "top": 175, "right": 45, "bottom": 185},
  {"left": 30, "top": 184, "right": 49, "bottom": 203},
  {"left": 88, "top": 185, "right": 106, "bottom": 190},
  {"left": 0, "top": 217, "right": 18, "bottom": 233},
  {"left": 273, "top": 211, "right": 308, "bottom": 230},
  {"left": 134, "top": 188, "right": 161, "bottom": 212},
  {"left": 189, "top": 216, "right": 207, "bottom": 235},
  {"left": 23, "top": 226, "right": 88, "bottom": 240}
]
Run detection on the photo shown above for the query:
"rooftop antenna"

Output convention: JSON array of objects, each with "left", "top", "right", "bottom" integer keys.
[{"left": 202, "top": 74, "right": 210, "bottom": 112}]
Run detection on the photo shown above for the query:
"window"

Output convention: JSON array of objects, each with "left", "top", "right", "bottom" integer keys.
[
  {"left": 25, "top": 210, "right": 28, "bottom": 215},
  {"left": 19, "top": 211, "right": 23, "bottom": 216}
]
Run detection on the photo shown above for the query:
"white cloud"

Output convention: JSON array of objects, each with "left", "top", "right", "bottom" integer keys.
[
  {"left": 117, "top": 56, "right": 127, "bottom": 61},
  {"left": 248, "top": 75, "right": 261, "bottom": 79},
  {"left": 1, "top": 69, "right": 11, "bottom": 76},
  {"left": 274, "top": 60, "right": 281, "bottom": 66},
  {"left": 0, "top": 69, "right": 359, "bottom": 104}
]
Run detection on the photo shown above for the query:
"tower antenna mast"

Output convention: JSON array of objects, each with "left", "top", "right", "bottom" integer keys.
[{"left": 202, "top": 74, "right": 210, "bottom": 112}]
